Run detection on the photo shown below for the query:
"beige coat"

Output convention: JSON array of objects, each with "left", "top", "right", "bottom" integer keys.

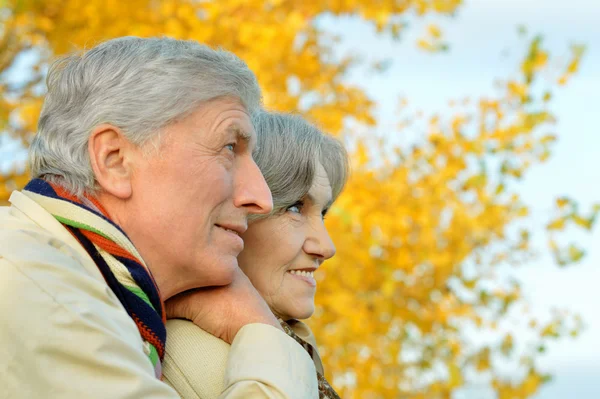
[
  {"left": 164, "top": 320, "right": 321, "bottom": 399},
  {"left": 0, "top": 190, "right": 318, "bottom": 399}
]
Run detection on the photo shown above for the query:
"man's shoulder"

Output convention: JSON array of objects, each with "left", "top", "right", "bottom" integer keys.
[
  {"left": 0, "top": 226, "right": 117, "bottom": 316},
  {"left": 0, "top": 213, "right": 147, "bottom": 386},
  {"left": 2, "top": 215, "right": 82, "bottom": 279},
  {"left": 1, "top": 195, "right": 105, "bottom": 281},
  {"left": 0, "top": 204, "right": 177, "bottom": 398},
  {"left": 0, "top": 194, "right": 132, "bottom": 340},
  {"left": 0, "top": 204, "right": 10, "bottom": 218},
  {"left": 0, "top": 206, "right": 122, "bottom": 327}
]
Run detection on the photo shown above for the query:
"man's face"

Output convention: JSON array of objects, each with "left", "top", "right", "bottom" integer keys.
[{"left": 125, "top": 97, "right": 272, "bottom": 298}]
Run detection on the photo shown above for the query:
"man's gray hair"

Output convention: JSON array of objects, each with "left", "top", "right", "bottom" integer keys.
[
  {"left": 251, "top": 111, "right": 348, "bottom": 219},
  {"left": 29, "top": 36, "right": 262, "bottom": 196}
]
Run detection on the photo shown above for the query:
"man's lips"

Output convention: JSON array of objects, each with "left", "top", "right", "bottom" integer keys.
[
  {"left": 215, "top": 223, "right": 247, "bottom": 235},
  {"left": 215, "top": 223, "right": 246, "bottom": 252}
]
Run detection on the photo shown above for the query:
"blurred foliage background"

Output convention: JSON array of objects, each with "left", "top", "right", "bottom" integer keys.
[{"left": 0, "top": 0, "right": 597, "bottom": 398}]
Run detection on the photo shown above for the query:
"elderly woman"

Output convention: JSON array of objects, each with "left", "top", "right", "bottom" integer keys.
[{"left": 163, "top": 111, "right": 348, "bottom": 399}]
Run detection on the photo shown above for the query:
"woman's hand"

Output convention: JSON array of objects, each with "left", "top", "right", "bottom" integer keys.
[{"left": 165, "top": 267, "right": 282, "bottom": 344}]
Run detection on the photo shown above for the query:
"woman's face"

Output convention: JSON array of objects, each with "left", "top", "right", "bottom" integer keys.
[{"left": 238, "top": 162, "right": 336, "bottom": 321}]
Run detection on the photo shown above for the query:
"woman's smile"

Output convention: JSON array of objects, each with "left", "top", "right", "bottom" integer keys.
[{"left": 286, "top": 269, "right": 317, "bottom": 287}]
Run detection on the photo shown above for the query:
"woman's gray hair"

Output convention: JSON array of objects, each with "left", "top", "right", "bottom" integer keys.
[
  {"left": 29, "top": 36, "right": 262, "bottom": 197},
  {"left": 250, "top": 111, "right": 349, "bottom": 219}
]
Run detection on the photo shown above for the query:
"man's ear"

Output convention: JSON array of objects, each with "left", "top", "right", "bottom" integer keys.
[{"left": 88, "top": 124, "right": 135, "bottom": 199}]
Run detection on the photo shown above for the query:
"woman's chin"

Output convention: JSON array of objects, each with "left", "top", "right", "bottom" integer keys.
[{"left": 280, "top": 305, "right": 315, "bottom": 321}]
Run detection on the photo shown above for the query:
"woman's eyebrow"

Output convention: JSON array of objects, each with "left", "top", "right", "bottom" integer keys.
[{"left": 306, "top": 192, "right": 333, "bottom": 208}]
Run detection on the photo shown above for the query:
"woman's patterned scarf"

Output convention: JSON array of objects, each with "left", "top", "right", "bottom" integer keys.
[
  {"left": 279, "top": 319, "right": 342, "bottom": 399},
  {"left": 23, "top": 179, "right": 166, "bottom": 379}
]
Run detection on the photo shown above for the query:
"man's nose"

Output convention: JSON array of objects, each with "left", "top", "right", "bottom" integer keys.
[{"left": 233, "top": 156, "right": 273, "bottom": 215}]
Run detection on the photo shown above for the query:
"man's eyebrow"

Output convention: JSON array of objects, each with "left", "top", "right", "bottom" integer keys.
[{"left": 226, "top": 124, "right": 252, "bottom": 143}]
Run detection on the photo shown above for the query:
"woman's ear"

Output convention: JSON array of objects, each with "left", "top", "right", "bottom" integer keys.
[{"left": 88, "top": 124, "right": 135, "bottom": 199}]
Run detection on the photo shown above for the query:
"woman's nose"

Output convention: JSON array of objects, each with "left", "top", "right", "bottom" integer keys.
[{"left": 304, "top": 218, "right": 336, "bottom": 260}]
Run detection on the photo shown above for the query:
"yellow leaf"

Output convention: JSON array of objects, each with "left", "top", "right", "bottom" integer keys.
[{"left": 546, "top": 218, "right": 565, "bottom": 230}]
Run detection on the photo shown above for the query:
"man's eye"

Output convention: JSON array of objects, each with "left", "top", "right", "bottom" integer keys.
[{"left": 224, "top": 143, "right": 236, "bottom": 152}]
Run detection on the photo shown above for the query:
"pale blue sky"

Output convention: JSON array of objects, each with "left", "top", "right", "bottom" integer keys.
[{"left": 322, "top": 0, "right": 599, "bottom": 397}]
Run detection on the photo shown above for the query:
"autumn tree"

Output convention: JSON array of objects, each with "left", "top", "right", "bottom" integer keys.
[{"left": 0, "top": 1, "right": 596, "bottom": 398}]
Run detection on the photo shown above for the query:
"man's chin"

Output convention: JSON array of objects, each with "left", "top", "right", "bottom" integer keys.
[{"left": 199, "top": 257, "right": 239, "bottom": 287}]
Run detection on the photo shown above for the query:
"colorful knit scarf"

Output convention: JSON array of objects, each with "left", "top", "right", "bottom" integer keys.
[
  {"left": 279, "top": 319, "right": 342, "bottom": 399},
  {"left": 23, "top": 179, "right": 166, "bottom": 379}
]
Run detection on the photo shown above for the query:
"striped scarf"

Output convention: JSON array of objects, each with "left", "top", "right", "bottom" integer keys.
[
  {"left": 23, "top": 178, "right": 166, "bottom": 379},
  {"left": 279, "top": 319, "right": 342, "bottom": 399}
]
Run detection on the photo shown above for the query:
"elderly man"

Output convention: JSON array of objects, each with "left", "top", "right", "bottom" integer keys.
[{"left": 0, "top": 37, "right": 318, "bottom": 398}]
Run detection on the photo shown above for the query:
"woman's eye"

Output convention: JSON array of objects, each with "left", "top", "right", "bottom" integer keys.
[
  {"left": 287, "top": 201, "right": 303, "bottom": 214},
  {"left": 224, "top": 143, "right": 236, "bottom": 152}
]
